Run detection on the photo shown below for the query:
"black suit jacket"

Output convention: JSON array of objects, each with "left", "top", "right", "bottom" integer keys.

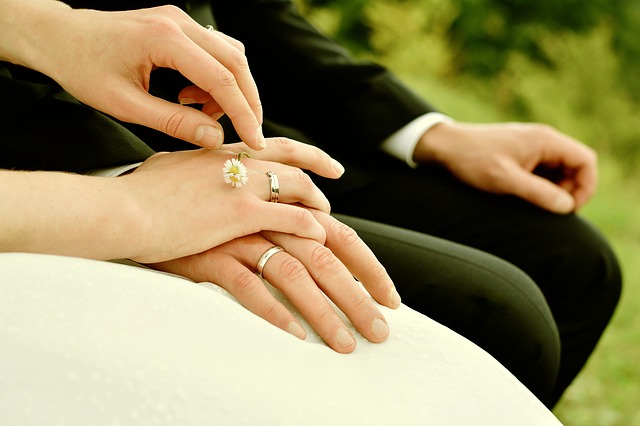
[{"left": 1, "top": 0, "right": 437, "bottom": 191}]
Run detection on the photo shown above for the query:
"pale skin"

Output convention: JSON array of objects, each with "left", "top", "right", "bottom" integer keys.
[
  {"left": 0, "top": 139, "right": 337, "bottom": 262},
  {"left": 0, "top": 0, "right": 398, "bottom": 353},
  {"left": 414, "top": 121, "right": 598, "bottom": 214},
  {"left": 151, "top": 211, "right": 400, "bottom": 354},
  {"left": 0, "top": 0, "right": 264, "bottom": 149},
  {"left": 0, "top": 139, "right": 399, "bottom": 352}
]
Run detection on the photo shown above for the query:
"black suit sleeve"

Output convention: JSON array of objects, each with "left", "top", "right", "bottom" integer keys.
[
  {"left": 210, "top": 0, "right": 437, "bottom": 156},
  {"left": 0, "top": 63, "right": 155, "bottom": 173}
]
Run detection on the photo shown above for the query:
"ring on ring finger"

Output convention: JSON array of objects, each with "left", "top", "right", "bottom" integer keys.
[
  {"left": 266, "top": 171, "right": 279, "bottom": 203},
  {"left": 256, "top": 245, "right": 285, "bottom": 279}
]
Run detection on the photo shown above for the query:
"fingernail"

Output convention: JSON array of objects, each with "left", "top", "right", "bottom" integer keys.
[
  {"left": 553, "top": 191, "right": 574, "bottom": 214},
  {"left": 336, "top": 327, "right": 355, "bottom": 349},
  {"left": 195, "top": 125, "right": 223, "bottom": 149},
  {"left": 370, "top": 317, "right": 389, "bottom": 340},
  {"left": 179, "top": 97, "right": 197, "bottom": 105},
  {"left": 331, "top": 159, "right": 345, "bottom": 176},
  {"left": 389, "top": 288, "right": 402, "bottom": 308},
  {"left": 210, "top": 111, "right": 225, "bottom": 121},
  {"left": 287, "top": 322, "right": 306, "bottom": 340},
  {"left": 256, "top": 125, "right": 267, "bottom": 149}
]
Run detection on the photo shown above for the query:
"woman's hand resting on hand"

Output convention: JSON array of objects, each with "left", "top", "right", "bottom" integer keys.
[{"left": 122, "top": 138, "right": 345, "bottom": 263}]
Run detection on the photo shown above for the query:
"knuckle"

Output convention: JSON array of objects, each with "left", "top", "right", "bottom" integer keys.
[
  {"left": 227, "top": 36, "right": 246, "bottom": 53},
  {"left": 317, "top": 305, "right": 338, "bottom": 323},
  {"left": 227, "top": 44, "right": 249, "bottom": 69},
  {"left": 263, "top": 300, "right": 283, "bottom": 321},
  {"left": 353, "top": 292, "right": 373, "bottom": 311},
  {"left": 294, "top": 208, "right": 314, "bottom": 227},
  {"left": 216, "top": 66, "right": 238, "bottom": 88},
  {"left": 231, "top": 269, "right": 260, "bottom": 297},
  {"left": 369, "top": 263, "right": 390, "bottom": 284},
  {"left": 480, "top": 161, "right": 511, "bottom": 193},
  {"left": 272, "top": 137, "right": 297, "bottom": 155},
  {"left": 309, "top": 244, "right": 339, "bottom": 273},
  {"left": 330, "top": 221, "right": 360, "bottom": 248},
  {"left": 158, "top": 110, "right": 187, "bottom": 137},
  {"left": 277, "top": 257, "right": 308, "bottom": 283},
  {"left": 527, "top": 123, "right": 555, "bottom": 140},
  {"left": 156, "top": 4, "right": 185, "bottom": 19},
  {"left": 140, "top": 9, "right": 184, "bottom": 38}
]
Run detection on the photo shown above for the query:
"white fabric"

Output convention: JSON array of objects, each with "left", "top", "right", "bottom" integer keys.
[
  {"left": 380, "top": 112, "right": 454, "bottom": 168},
  {"left": 0, "top": 253, "right": 563, "bottom": 425},
  {"left": 84, "top": 162, "right": 143, "bottom": 177}
]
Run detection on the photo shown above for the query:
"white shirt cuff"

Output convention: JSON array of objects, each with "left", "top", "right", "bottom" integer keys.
[
  {"left": 84, "top": 162, "right": 143, "bottom": 177},
  {"left": 380, "top": 112, "right": 454, "bottom": 168}
]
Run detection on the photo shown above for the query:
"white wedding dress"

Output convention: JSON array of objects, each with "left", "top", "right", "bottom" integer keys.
[{"left": 0, "top": 253, "right": 563, "bottom": 425}]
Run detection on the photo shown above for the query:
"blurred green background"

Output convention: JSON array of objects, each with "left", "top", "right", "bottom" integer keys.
[{"left": 297, "top": 0, "right": 640, "bottom": 424}]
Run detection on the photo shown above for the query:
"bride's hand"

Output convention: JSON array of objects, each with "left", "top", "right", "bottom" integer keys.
[
  {"left": 122, "top": 138, "right": 344, "bottom": 263},
  {"left": 9, "top": 3, "right": 263, "bottom": 150}
]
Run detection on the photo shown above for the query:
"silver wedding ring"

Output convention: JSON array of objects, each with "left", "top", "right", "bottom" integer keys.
[
  {"left": 266, "top": 171, "right": 279, "bottom": 203},
  {"left": 256, "top": 246, "right": 285, "bottom": 279},
  {"left": 205, "top": 24, "right": 215, "bottom": 32}
]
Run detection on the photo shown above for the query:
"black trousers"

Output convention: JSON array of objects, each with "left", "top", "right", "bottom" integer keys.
[{"left": 324, "top": 160, "right": 621, "bottom": 408}]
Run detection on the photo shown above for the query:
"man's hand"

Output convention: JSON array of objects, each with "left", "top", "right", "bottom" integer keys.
[
  {"left": 414, "top": 122, "right": 598, "bottom": 214},
  {"left": 149, "top": 211, "right": 401, "bottom": 354}
]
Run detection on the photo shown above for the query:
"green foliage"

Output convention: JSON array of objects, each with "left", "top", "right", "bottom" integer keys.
[
  {"left": 305, "top": 0, "right": 640, "bottom": 79},
  {"left": 447, "top": 0, "right": 619, "bottom": 76},
  {"left": 302, "top": 0, "right": 640, "bottom": 173}
]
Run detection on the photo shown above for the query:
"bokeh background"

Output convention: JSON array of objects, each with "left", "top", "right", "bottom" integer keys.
[{"left": 297, "top": 0, "right": 640, "bottom": 424}]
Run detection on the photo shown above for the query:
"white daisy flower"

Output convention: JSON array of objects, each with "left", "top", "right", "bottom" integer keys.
[{"left": 222, "top": 158, "right": 249, "bottom": 188}]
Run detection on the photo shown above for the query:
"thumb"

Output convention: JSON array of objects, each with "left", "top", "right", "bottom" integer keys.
[
  {"left": 118, "top": 89, "right": 225, "bottom": 149},
  {"left": 506, "top": 167, "right": 576, "bottom": 214}
]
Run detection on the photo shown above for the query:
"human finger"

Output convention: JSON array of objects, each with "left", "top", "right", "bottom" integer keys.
[
  {"left": 564, "top": 154, "right": 598, "bottom": 210},
  {"left": 241, "top": 164, "right": 330, "bottom": 213},
  {"left": 307, "top": 210, "right": 401, "bottom": 309},
  {"left": 193, "top": 25, "right": 262, "bottom": 124},
  {"left": 106, "top": 18, "right": 259, "bottom": 148},
  {"left": 502, "top": 164, "right": 576, "bottom": 214},
  {"left": 178, "top": 86, "right": 226, "bottom": 121},
  {"left": 537, "top": 128, "right": 598, "bottom": 208},
  {"left": 240, "top": 202, "right": 328, "bottom": 245},
  {"left": 249, "top": 242, "right": 359, "bottom": 353},
  {"left": 158, "top": 235, "right": 358, "bottom": 352},
  {"left": 172, "top": 25, "right": 263, "bottom": 149},
  {"left": 203, "top": 240, "right": 308, "bottom": 340},
  {"left": 149, "top": 237, "right": 307, "bottom": 340},
  {"left": 263, "top": 230, "right": 390, "bottom": 345},
  {"left": 119, "top": 88, "right": 226, "bottom": 149},
  {"left": 224, "top": 138, "right": 346, "bottom": 179}
]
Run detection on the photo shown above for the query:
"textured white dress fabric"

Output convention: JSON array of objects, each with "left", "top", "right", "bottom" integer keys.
[{"left": 0, "top": 253, "right": 564, "bottom": 425}]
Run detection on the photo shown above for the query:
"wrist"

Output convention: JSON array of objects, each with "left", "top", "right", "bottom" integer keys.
[
  {"left": 111, "top": 175, "right": 156, "bottom": 261},
  {"left": 412, "top": 121, "right": 457, "bottom": 165}
]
